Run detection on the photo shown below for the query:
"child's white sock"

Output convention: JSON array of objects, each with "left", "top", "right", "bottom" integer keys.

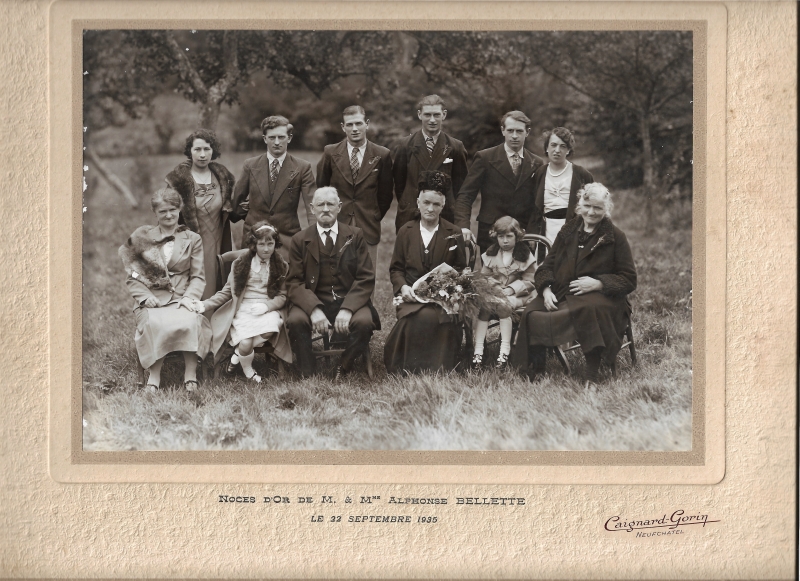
[
  {"left": 231, "top": 350, "right": 240, "bottom": 365},
  {"left": 499, "top": 317, "right": 513, "bottom": 356},
  {"left": 239, "top": 351, "right": 256, "bottom": 377},
  {"left": 474, "top": 319, "right": 489, "bottom": 355}
]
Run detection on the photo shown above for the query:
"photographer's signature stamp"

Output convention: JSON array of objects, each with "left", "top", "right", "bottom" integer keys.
[{"left": 605, "top": 510, "right": 720, "bottom": 538}]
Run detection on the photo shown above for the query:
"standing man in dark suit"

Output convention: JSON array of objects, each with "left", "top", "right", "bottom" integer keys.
[
  {"left": 392, "top": 94, "right": 468, "bottom": 231},
  {"left": 454, "top": 110, "right": 545, "bottom": 252},
  {"left": 231, "top": 115, "right": 316, "bottom": 258},
  {"left": 286, "top": 187, "right": 379, "bottom": 379},
  {"left": 316, "top": 105, "right": 393, "bottom": 270}
]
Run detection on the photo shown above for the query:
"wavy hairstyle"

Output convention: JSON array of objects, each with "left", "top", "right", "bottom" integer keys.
[
  {"left": 246, "top": 220, "right": 282, "bottom": 253},
  {"left": 575, "top": 183, "right": 614, "bottom": 218},
  {"left": 183, "top": 129, "right": 222, "bottom": 160}
]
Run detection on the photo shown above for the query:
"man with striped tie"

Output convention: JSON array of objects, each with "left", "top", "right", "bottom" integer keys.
[
  {"left": 231, "top": 115, "right": 316, "bottom": 259},
  {"left": 454, "top": 110, "right": 545, "bottom": 252},
  {"left": 316, "top": 105, "right": 394, "bottom": 271},
  {"left": 391, "top": 94, "right": 468, "bottom": 232}
]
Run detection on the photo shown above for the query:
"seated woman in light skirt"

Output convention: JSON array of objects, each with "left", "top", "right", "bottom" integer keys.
[
  {"left": 200, "top": 221, "right": 292, "bottom": 383},
  {"left": 119, "top": 187, "right": 212, "bottom": 392}
]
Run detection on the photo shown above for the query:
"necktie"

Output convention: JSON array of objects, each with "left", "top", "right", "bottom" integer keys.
[
  {"left": 270, "top": 158, "right": 279, "bottom": 183},
  {"left": 259, "top": 260, "right": 268, "bottom": 282},
  {"left": 425, "top": 136, "right": 435, "bottom": 153},
  {"left": 350, "top": 147, "right": 359, "bottom": 182},
  {"left": 323, "top": 230, "right": 334, "bottom": 254},
  {"left": 510, "top": 152, "right": 521, "bottom": 177}
]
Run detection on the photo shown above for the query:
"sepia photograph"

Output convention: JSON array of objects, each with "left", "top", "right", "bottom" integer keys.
[{"left": 81, "top": 28, "right": 694, "bottom": 452}]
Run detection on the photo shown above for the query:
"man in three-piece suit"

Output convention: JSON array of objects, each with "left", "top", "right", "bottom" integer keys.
[
  {"left": 392, "top": 94, "right": 468, "bottom": 231},
  {"left": 286, "top": 187, "right": 379, "bottom": 379},
  {"left": 231, "top": 115, "right": 316, "bottom": 258},
  {"left": 453, "top": 110, "right": 545, "bottom": 252},
  {"left": 316, "top": 105, "right": 393, "bottom": 270}
]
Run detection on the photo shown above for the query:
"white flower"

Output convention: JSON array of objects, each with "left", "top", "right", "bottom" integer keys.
[
  {"left": 438, "top": 290, "right": 448, "bottom": 297},
  {"left": 455, "top": 285, "right": 463, "bottom": 292}
]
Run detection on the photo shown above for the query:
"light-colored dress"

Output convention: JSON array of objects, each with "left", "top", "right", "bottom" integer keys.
[
  {"left": 123, "top": 226, "right": 212, "bottom": 369},
  {"left": 229, "top": 256, "right": 283, "bottom": 346},
  {"left": 194, "top": 173, "right": 224, "bottom": 300},
  {"left": 543, "top": 162, "right": 573, "bottom": 243}
]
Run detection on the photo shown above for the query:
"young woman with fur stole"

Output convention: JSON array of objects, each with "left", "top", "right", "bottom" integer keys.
[
  {"left": 165, "top": 129, "right": 236, "bottom": 299},
  {"left": 472, "top": 216, "right": 537, "bottom": 369},
  {"left": 199, "top": 221, "right": 292, "bottom": 383},
  {"left": 119, "top": 188, "right": 211, "bottom": 392}
]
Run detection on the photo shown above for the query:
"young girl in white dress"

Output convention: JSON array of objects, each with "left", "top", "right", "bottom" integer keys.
[
  {"left": 200, "top": 221, "right": 291, "bottom": 382},
  {"left": 472, "top": 216, "right": 538, "bottom": 369}
]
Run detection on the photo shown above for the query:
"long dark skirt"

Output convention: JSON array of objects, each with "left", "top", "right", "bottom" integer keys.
[
  {"left": 384, "top": 305, "right": 462, "bottom": 374},
  {"left": 510, "top": 292, "right": 630, "bottom": 369}
]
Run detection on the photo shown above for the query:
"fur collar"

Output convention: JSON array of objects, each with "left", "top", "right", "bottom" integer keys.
[
  {"left": 165, "top": 160, "right": 236, "bottom": 233},
  {"left": 483, "top": 240, "right": 531, "bottom": 262},
  {"left": 118, "top": 225, "right": 188, "bottom": 291},
  {"left": 556, "top": 215, "right": 615, "bottom": 250},
  {"left": 231, "top": 250, "right": 289, "bottom": 299}
]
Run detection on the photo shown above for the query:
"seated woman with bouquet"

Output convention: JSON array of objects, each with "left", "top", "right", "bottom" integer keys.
[
  {"left": 383, "top": 171, "right": 468, "bottom": 375},
  {"left": 119, "top": 187, "right": 212, "bottom": 392},
  {"left": 509, "top": 183, "right": 637, "bottom": 386},
  {"left": 471, "top": 216, "right": 537, "bottom": 370},
  {"left": 199, "top": 220, "right": 293, "bottom": 383}
]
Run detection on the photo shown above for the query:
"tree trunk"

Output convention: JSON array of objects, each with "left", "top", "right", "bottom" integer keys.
[
  {"left": 199, "top": 99, "right": 221, "bottom": 129},
  {"left": 85, "top": 147, "right": 139, "bottom": 208},
  {"left": 639, "top": 111, "right": 655, "bottom": 231}
]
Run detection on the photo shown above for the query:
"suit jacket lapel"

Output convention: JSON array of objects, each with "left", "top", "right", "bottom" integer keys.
[
  {"left": 332, "top": 141, "right": 354, "bottom": 185},
  {"left": 305, "top": 227, "right": 320, "bottom": 265},
  {"left": 354, "top": 141, "right": 377, "bottom": 186},
  {"left": 167, "top": 229, "right": 189, "bottom": 270},
  {"left": 410, "top": 131, "right": 432, "bottom": 170},
  {"left": 429, "top": 224, "right": 449, "bottom": 267},
  {"left": 515, "top": 150, "right": 534, "bottom": 190},
  {"left": 490, "top": 145, "right": 518, "bottom": 186},
  {"left": 253, "top": 155, "right": 273, "bottom": 208},
  {"left": 427, "top": 134, "right": 449, "bottom": 168},
  {"left": 270, "top": 155, "right": 297, "bottom": 209}
]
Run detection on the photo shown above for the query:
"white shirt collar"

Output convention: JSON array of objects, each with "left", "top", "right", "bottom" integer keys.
[
  {"left": 317, "top": 221, "right": 339, "bottom": 243},
  {"left": 504, "top": 143, "right": 524, "bottom": 159},
  {"left": 267, "top": 152, "right": 287, "bottom": 166},
  {"left": 422, "top": 130, "right": 440, "bottom": 144},
  {"left": 251, "top": 254, "right": 270, "bottom": 273},
  {"left": 346, "top": 141, "right": 367, "bottom": 157},
  {"left": 419, "top": 222, "right": 439, "bottom": 248}
]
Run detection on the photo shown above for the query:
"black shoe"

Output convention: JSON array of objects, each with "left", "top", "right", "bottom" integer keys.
[
  {"left": 471, "top": 353, "right": 484, "bottom": 370},
  {"left": 495, "top": 353, "right": 509, "bottom": 370}
]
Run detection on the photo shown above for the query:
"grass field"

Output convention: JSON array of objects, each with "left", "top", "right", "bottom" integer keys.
[{"left": 82, "top": 151, "right": 693, "bottom": 451}]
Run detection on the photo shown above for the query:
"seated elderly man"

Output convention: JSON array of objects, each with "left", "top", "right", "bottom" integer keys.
[{"left": 285, "top": 187, "right": 380, "bottom": 379}]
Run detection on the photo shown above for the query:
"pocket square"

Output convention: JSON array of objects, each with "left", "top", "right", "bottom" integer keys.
[
  {"left": 448, "top": 245, "right": 458, "bottom": 251},
  {"left": 442, "top": 158, "right": 453, "bottom": 164}
]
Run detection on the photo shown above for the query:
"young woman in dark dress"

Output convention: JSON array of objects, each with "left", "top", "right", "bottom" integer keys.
[{"left": 384, "top": 171, "right": 468, "bottom": 374}]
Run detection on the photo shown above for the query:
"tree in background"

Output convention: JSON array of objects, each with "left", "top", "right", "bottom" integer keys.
[{"left": 532, "top": 30, "right": 693, "bottom": 225}]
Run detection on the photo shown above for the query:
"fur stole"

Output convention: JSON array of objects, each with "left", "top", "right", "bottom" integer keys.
[
  {"left": 483, "top": 240, "right": 532, "bottom": 262},
  {"left": 118, "top": 225, "right": 188, "bottom": 291},
  {"left": 165, "top": 160, "right": 236, "bottom": 233},
  {"left": 231, "top": 250, "right": 289, "bottom": 299}
]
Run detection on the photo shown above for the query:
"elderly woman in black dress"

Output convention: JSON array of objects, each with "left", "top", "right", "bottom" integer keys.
[
  {"left": 510, "top": 183, "right": 637, "bottom": 386},
  {"left": 384, "top": 171, "right": 467, "bottom": 374},
  {"left": 165, "top": 129, "right": 236, "bottom": 299}
]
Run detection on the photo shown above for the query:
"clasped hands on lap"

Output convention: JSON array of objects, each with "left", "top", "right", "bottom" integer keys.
[
  {"left": 542, "top": 277, "right": 603, "bottom": 311},
  {"left": 310, "top": 307, "right": 353, "bottom": 336}
]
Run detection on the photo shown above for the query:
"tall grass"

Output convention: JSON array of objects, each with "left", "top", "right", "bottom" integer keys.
[{"left": 82, "top": 152, "right": 692, "bottom": 451}]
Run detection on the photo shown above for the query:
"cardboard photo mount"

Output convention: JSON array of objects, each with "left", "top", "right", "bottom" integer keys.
[{"left": 49, "top": 1, "right": 727, "bottom": 484}]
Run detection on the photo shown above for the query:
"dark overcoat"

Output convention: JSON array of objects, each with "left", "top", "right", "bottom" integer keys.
[
  {"left": 165, "top": 160, "right": 236, "bottom": 254},
  {"left": 286, "top": 221, "right": 380, "bottom": 327},
  {"left": 230, "top": 152, "right": 316, "bottom": 242},
  {"left": 509, "top": 216, "right": 637, "bottom": 369},
  {"left": 526, "top": 163, "right": 594, "bottom": 237},
  {"left": 389, "top": 218, "right": 467, "bottom": 323},
  {"left": 315, "top": 140, "right": 394, "bottom": 245},
  {"left": 453, "top": 144, "right": 545, "bottom": 231},
  {"left": 392, "top": 131, "right": 468, "bottom": 231}
]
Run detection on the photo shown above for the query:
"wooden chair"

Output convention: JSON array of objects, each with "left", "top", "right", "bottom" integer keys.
[{"left": 212, "top": 250, "right": 286, "bottom": 379}]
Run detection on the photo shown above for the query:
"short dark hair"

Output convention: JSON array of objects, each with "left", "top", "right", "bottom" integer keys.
[
  {"left": 342, "top": 105, "right": 366, "bottom": 120},
  {"left": 416, "top": 94, "right": 446, "bottom": 111},
  {"left": 542, "top": 127, "right": 576, "bottom": 157},
  {"left": 260, "top": 115, "right": 293, "bottom": 137},
  {"left": 489, "top": 216, "right": 525, "bottom": 241},
  {"left": 246, "top": 220, "right": 282, "bottom": 252},
  {"left": 183, "top": 129, "right": 222, "bottom": 160},
  {"left": 500, "top": 110, "right": 532, "bottom": 131},
  {"left": 151, "top": 187, "right": 183, "bottom": 212}
]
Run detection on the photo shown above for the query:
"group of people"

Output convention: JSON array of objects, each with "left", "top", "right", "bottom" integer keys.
[{"left": 118, "top": 94, "right": 637, "bottom": 392}]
